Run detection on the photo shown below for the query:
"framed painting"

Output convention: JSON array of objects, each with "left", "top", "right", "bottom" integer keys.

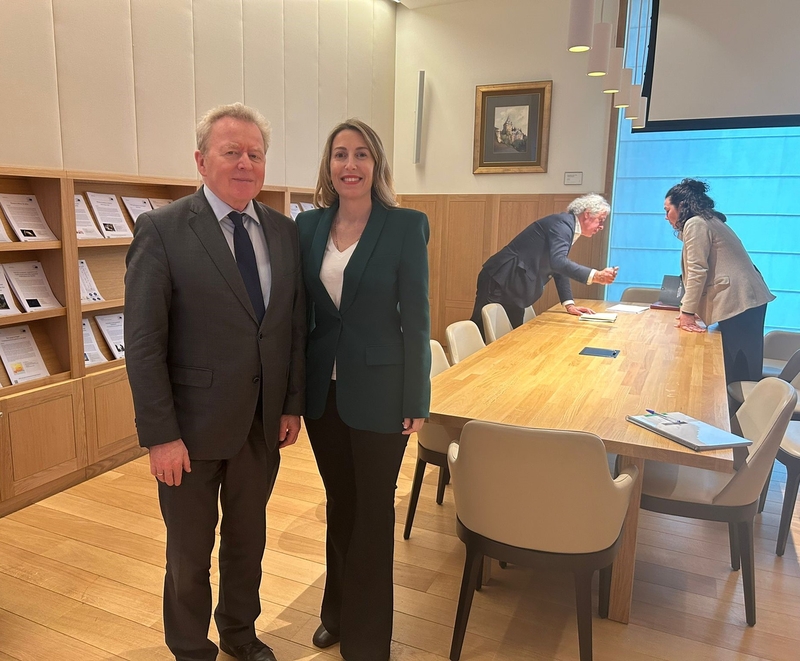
[{"left": 473, "top": 80, "right": 552, "bottom": 174}]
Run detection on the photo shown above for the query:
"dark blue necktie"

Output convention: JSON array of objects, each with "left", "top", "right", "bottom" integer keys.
[{"left": 229, "top": 211, "right": 265, "bottom": 321}]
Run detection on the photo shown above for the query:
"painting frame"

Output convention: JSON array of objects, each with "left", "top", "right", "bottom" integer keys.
[{"left": 473, "top": 80, "right": 552, "bottom": 174}]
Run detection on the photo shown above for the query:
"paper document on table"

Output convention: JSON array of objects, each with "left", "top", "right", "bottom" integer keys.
[
  {"left": 2, "top": 261, "right": 61, "bottom": 312},
  {"left": 74, "top": 194, "right": 103, "bottom": 239},
  {"left": 289, "top": 203, "right": 301, "bottom": 220},
  {"left": 300, "top": 202, "right": 315, "bottom": 212},
  {"left": 0, "top": 272, "right": 21, "bottom": 315},
  {"left": 626, "top": 412, "right": 752, "bottom": 451},
  {"left": 606, "top": 304, "right": 648, "bottom": 314},
  {"left": 82, "top": 318, "right": 107, "bottom": 365},
  {"left": 95, "top": 313, "right": 125, "bottom": 359},
  {"left": 86, "top": 192, "right": 133, "bottom": 238},
  {"left": 149, "top": 198, "right": 172, "bottom": 209},
  {"left": 0, "top": 193, "right": 57, "bottom": 241},
  {"left": 78, "top": 260, "right": 104, "bottom": 303},
  {"left": 0, "top": 324, "right": 49, "bottom": 384},
  {"left": 121, "top": 196, "right": 153, "bottom": 223},
  {"left": 580, "top": 312, "right": 617, "bottom": 323}
]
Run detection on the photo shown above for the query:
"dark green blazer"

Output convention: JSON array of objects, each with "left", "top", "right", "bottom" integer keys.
[{"left": 297, "top": 201, "right": 431, "bottom": 434}]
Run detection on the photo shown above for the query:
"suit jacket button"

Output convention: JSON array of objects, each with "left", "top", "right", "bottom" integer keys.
[
  {"left": 258, "top": 332, "right": 263, "bottom": 340},
  {"left": 252, "top": 376, "right": 260, "bottom": 383}
]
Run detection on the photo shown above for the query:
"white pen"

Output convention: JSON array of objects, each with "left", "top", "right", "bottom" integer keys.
[{"left": 645, "top": 409, "right": 686, "bottom": 425}]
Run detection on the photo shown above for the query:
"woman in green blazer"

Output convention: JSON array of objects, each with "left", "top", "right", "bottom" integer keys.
[{"left": 296, "top": 119, "right": 431, "bottom": 661}]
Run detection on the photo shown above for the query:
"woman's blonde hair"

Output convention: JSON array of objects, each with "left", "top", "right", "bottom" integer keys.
[{"left": 313, "top": 119, "right": 397, "bottom": 209}]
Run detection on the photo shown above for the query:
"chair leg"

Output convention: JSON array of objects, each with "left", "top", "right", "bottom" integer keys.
[
  {"left": 758, "top": 463, "right": 774, "bottom": 514},
  {"left": 573, "top": 570, "right": 595, "bottom": 661},
  {"left": 475, "top": 555, "right": 485, "bottom": 591},
  {"left": 436, "top": 464, "right": 450, "bottom": 505},
  {"left": 450, "top": 543, "right": 483, "bottom": 661},
  {"left": 737, "top": 519, "right": 756, "bottom": 626},
  {"left": 598, "top": 564, "right": 612, "bottom": 619},
  {"left": 776, "top": 463, "right": 800, "bottom": 557},
  {"left": 728, "top": 522, "right": 740, "bottom": 571},
  {"left": 403, "top": 457, "right": 427, "bottom": 540}
]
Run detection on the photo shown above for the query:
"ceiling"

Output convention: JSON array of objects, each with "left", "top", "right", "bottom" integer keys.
[{"left": 398, "top": 0, "right": 471, "bottom": 9}]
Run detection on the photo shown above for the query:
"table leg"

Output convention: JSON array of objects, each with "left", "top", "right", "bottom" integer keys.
[{"left": 608, "top": 455, "right": 645, "bottom": 624}]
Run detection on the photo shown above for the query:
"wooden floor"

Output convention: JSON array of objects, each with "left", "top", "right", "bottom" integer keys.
[{"left": 1, "top": 428, "right": 799, "bottom": 661}]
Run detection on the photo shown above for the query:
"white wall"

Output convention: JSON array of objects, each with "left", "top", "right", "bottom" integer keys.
[
  {"left": 394, "top": 0, "right": 614, "bottom": 194},
  {"left": 0, "top": 0, "right": 396, "bottom": 187}
]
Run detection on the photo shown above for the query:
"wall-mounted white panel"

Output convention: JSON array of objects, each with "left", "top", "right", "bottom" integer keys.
[
  {"left": 284, "top": 0, "right": 319, "bottom": 188},
  {"left": 372, "top": 0, "right": 396, "bottom": 163},
  {"left": 244, "top": 0, "right": 286, "bottom": 187},
  {"left": 193, "top": 0, "right": 243, "bottom": 120},
  {"left": 318, "top": 0, "right": 349, "bottom": 151},
  {"left": 53, "top": 0, "right": 138, "bottom": 173},
  {"left": 131, "top": 0, "right": 197, "bottom": 178},
  {"left": 347, "top": 0, "right": 373, "bottom": 122},
  {"left": 0, "top": 0, "right": 63, "bottom": 168}
]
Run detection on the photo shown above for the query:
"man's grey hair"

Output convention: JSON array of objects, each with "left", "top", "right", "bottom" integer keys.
[
  {"left": 196, "top": 102, "right": 271, "bottom": 154},
  {"left": 567, "top": 193, "right": 610, "bottom": 217}
]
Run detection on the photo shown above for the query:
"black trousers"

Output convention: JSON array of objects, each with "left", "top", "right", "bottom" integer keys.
[
  {"left": 157, "top": 409, "right": 280, "bottom": 661},
  {"left": 718, "top": 303, "right": 768, "bottom": 385},
  {"left": 304, "top": 382, "right": 408, "bottom": 661},
  {"left": 470, "top": 268, "right": 525, "bottom": 340}
]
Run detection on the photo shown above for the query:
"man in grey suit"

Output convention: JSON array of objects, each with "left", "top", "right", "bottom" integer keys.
[
  {"left": 125, "top": 103, "right": 305, "bottom": 661},
  {"left": 470, "top": 193, "right": 618, "bottom": 338}
]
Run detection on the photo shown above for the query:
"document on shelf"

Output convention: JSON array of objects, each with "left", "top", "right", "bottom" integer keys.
[
  {"left": 82, "top": 319, "right": 107, "bottom": 365},
  {"left": 300, "top": 202, "right": 315, "bottom": 212},
  {"left": 121, "top": 196, "right": 153, "bottom": 223},
  {"left": 74, "top": 194, "right": 103, "bottom": 239},
  {"left": 606, "top": 303, "right": 648, "bottom": 314},
  {"left": 85, "top": 192, "right": 133, "bottom": 238},
  {"left": 626, "top": 412, "right": 752, "bottom": 451},
  {"left": 0, "top": 193, "right": 58, "bottom": 242},
  {"left": 149, "top": 198, "right": 173, "bottom": 209},
  {"left": 95, "top": 313, "right": 125, "bottom": 359},
  {"left": 289, "top": 203, "right": 301, "bottom": 220},
  {"left": 0, "top": 324, "right": 50, "bottom": 384},
  {"left": 78, "top": 260, "right": 104, "bottom": 303},
  {"left": 579, "top": 312, "right": 618, "bottom": 323},
  {"left": 0, "top": 272, "right": 21, "bottom": 316},
  {"left": 2, "top": 261, "right": 62, "bottom": 312}
]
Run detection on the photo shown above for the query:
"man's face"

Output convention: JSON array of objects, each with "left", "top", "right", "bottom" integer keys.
[
  {"left": 580, "top": 210, "right": 608, "bottom": 236},
  {"left": 195, "top": 117, "right": 266, "bottom": 211}
]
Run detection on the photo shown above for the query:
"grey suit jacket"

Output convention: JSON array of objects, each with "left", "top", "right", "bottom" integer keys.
[
  {"left": 680, "top": 215, "right": 774, "bottom": 325},
  {"left": 124, "top": 188, "right": 306, "bottom": 459}
]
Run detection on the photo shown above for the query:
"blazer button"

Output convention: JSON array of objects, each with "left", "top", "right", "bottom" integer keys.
[
  {"left": 258, "top": 332, "right": 264, "bottom": 340},
  {"left": 252, "top": 376, "right": 260, "bottom": 384}
]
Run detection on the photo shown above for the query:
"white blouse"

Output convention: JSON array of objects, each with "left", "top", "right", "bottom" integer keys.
[{"left": 319, "top": 233, "right": 358, "bottom": 379}]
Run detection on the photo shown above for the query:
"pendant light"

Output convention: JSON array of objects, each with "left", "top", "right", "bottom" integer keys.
[
  {"left": 568, "top": 0, "right": 594, "bottom": 52},
  {"left": 588, "top": 22, "right": 613, "bottom": 76},
  {"left": 632, "top": 96, "right": 648, "bottom": 129},
  {"left": 625, "top": 84, "right": 642, "bottom": 119},
  {"left": 603, "top": 48, "right": 624, "bottom": 93},
  {"left": 614, "top": 68, "right": 633, "bottom": 108}
]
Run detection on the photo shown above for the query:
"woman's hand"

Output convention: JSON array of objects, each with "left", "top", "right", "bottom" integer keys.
[
  {"left": 402, "top": 418, "right": 425, "bottom": 435},
  {"left": 676, "top": 312, "right": 706, "bottom": 333}
]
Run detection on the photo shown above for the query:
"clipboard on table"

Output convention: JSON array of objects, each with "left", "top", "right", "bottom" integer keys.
[
  {"left": 626, "top": 412, "right": 752, "bottom": 452},
  {"left": 650, "top": 275, "right": 684, "bottom": 311}
]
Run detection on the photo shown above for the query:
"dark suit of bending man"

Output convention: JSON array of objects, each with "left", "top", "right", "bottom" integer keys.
[
  {"left": 470, "top": 194, "right": 618, "bottom": 338},
  {"left": 125, "top": 104, "right": 305, "bottom": 661}
]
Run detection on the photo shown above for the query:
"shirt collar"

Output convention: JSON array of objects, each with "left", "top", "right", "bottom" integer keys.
[
  {"left": 202, "top": 185, "right": 260, "bottom": 224},
  {"left": 572, "top": 213, "right": 582, "bottom": 245}
]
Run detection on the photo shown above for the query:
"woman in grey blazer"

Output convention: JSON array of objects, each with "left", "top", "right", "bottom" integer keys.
[{"left": 664, "top": 179, "right": 775, "bottom": 384}]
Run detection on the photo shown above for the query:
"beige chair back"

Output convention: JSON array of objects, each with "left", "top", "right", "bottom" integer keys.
[
  {"left": 620, "top": 287, "right": 660, "bottom": 304},
  {"left": 481, "top": 303, "right": 513, "bottom": 343},
  {"left": 430, "top": 339, "right": 450, "bottom": 378},
  {"left": 445, "top": 320, "right": 485, "bottom": 364},
  {"left": 523, "top": 306, "right": 536, "bottom": 323},
  {"left": 764, "top": 331, "right": 800, "bottom": 361},
  {"left": 715, "top": 378, "right": 797, "bottom": 506},
  {"left": 419, "top": 339, "right": 458, "bottom": 453},
  {"left": 447, "top": 421, "right": 638, "bottom": 553}
]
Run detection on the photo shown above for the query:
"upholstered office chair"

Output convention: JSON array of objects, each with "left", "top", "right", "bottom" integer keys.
[
  {"left": 403, "top": 340, "right": 460, "bottom": 539},
  {"left": 772, "top": 422, "right": 800, "bottom": 556},
  {"left": 481, "top": 303, "right": 513, "bottom": 343},
  {"left": 620, "top": 286, "right": 660, "bottom": 304},
  {"left": 728, "top": 349, "right": 800, "bottom": 421},
  {"left": 763, "top": 330, "right": 800, "bottom": 378},
  {"left": 447, "top": 421, "right": 639, "bottom": 661},
  {"left": 523, "top": 305, "right": 536, "bottom": 323},
  {"left": 445, "top": 320, "right": 485, "bottom": 364},
  {"left": 640, "top": 378, "right": 796, "bottom": 626}
]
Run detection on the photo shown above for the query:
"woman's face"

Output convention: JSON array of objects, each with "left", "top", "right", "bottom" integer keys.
[
  {"left": 329, "top": 129, "right": 374, "bottom": 203},
  {"left": 664, "top": 197, "right": 680, "bottom": 229}
]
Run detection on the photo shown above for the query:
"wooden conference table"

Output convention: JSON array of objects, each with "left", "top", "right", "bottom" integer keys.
[{"left": 429, "top": 300, "right": 732, "bottom": 624}]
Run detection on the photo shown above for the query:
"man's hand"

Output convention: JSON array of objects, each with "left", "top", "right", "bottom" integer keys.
[
  {"left": 593, "top": 266, "right": 619, "bottom": 285},
  {"left": 566, "top": 304, "right": 595, "bottom": 316},
  {"left": 149, "top": 439, "right": 191, "bottom": 487},
  {"left": 278, "top": 415, "right": 301, "bottom": 448},
  {"left": 402, "top": 418, "right": 425, "bottom": 435},
  {"left": 676, "top": 312, "right": 706, "bottom": 333}
]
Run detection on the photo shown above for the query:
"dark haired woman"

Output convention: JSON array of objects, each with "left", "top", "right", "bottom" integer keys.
[{"left": 664, "top": 178, "right": 774, "bottom": 384}]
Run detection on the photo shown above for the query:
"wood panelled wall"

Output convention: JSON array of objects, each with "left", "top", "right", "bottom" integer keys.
[{"left": 398, "top": 194, "right": 611, "bottom": 344}]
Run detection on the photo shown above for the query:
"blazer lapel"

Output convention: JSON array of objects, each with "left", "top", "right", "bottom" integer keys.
[
  {"left": 339, "top": 201, "right": 388, "bottom": 314},
  {"left": 188, "top": 191, "right": 258, "bottom": 323},
  {"left": 307, "top": 205, "right": 340, "bottom": 316}
]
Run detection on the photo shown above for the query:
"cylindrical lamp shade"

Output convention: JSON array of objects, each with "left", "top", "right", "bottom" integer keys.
[
  {"left": 603, "top": 48, "right": 624, "bottom": 93},
  {"left": 568, "top": 0, "right": 594, "bottom": 52},
  {"left": 587, "top": 22, "right": 613, "bottom": 76},
  {"left": 633, "top": 97, "right": 648, "bottom": 129},
  {"left": 613, "top": 68, "right": 633, "bottom": 108},
  {"left": 625, "top": 85, "right": 643, "bottom": 119}
]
